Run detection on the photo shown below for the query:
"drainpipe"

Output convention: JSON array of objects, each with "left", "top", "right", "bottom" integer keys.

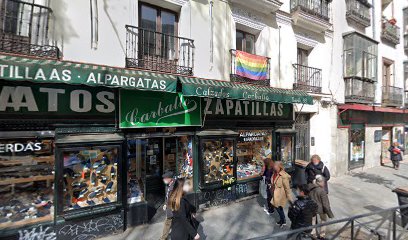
[
  {"left": 278, "top": 25, "right": 281, "bottom": 82},
  {"left": 209, "top": 0, "right": 214, "bottom": 71},
  {"left": 371, "top": 0, "right": 375, "bottom": 39}
]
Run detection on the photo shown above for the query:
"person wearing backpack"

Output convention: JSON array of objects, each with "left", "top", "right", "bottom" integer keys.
[
  {"left": 305, "top": 155, "right": 330, "bottom": 193},
  {"left": 288, "top": 184, "right": 318, "bottom": 238},
  {"left": 388, "top": 142, "right": 405, "bottom": 170}
]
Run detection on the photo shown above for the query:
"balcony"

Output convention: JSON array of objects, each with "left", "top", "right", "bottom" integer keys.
[
  {"left": 230, "top": 49, "right": 270, "bottom": 86},
  {"left": 290, "top": 0, "right": 331, "bottom": 33},
  {"left": 381, "top": 19, "right": 400, "bottom": 45},
  {"left": 382, "top": 86, "right": 403, "bottom": 107},
  {"left": 230, "top": 0, "right": 282, "bottom": 14},
  {"left": 125, "top": 25, "right": 194, "bottom": 76},
  {"left": 292, "top": 64, "right": 322, "bottom": 93},
  {"left": 0, "top": 0, "right": 60, "bottom": 59},
  {"left": 344, "top": 78, "right": 375, "bottom": 104},
  {"left": 405, "top": 34, "right": 408, "bottom": 52},
  {"left": 345, "top": 0, "right": 371, "bottom": 28}
]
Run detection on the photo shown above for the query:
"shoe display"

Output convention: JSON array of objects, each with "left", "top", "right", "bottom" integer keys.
[
  {"left": 110, "top": 166, "right": 116, "bottom": 177},
  {"left": 103, "top": 197, "right": 111, "bottom": 203},
  {"left": 78, "top": 188, "right": 88, "bottom": 198},
  {"left": 100, "top": 175, "right": 108, "bottom": 184},
  {"left": 96, "top": 164, "right": 106, "bottom": 174},
  {"left": 101, "top": 155, "right": 110, "bottom": 165},
  {"left": 105, "top": 181, "right": 113, "bottom": 193},
  {"left": 90, "top": 172, "right": 96, "bottom": 186}
]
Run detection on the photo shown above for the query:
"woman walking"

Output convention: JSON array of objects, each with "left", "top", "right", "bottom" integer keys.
[
  {"left": 263, "top": 158, "right": 274, "bottom": 215},
  {"left": 169, "top": 178, "right": 200, "bottom": 240},
  {"left": 308, "top": 175, "right": 334, "bottom": 239},
  {"left": 388, "top": 142, "right": 405, "bottom": 170},
  {"left": 271, "top": 161, "right": 294, "bottom": 228},
  {"left": 305, "top": 154, "right": 330, "bottom": 193}
]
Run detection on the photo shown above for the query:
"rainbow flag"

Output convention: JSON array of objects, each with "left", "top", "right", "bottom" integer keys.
[{"left": 235, "top": 50, "right": 268, "bottom": 81}]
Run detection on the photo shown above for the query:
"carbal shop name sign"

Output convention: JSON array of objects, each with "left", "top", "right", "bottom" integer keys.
[
  {"left": 202, "top": 98, "right": 293, "bottom": 120},
  {"left": 119, "top": 90, "right": 202, "bottom": 128},
  {"left": 0, "top": 82, "right": 115, "bottom": 119}
]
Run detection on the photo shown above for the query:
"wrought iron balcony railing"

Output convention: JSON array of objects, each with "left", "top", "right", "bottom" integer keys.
[
  {"left": 0, "top": 0, "right": 60, "bottom": 59},
  {"left": 293, "top": 64, "right": 322, "bottom": 93},
  {"left": 381, "top": 20, "right": 401, "bottom": 45},
  {"left": 290, "top": 0, "right": 330, "bottom": 22},
  {"left": 382, "top": 86, "right": 403, "bottom": 107},
  {"left": 230, "top": 49, "right": 270, "bottom": 86},
  {"left": 344, "top": 78, "right": 375, "bottom": 103},
  {"left": 125, "top": 25, "right": 194, "bottom": 76},
  {"left": 345, "top": 0, "right": 371, "bottom": 27}
]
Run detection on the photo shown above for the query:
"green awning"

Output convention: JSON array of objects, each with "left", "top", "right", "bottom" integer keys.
[
  {"left": 0, "top": 55, "right": 177, "bottom": 92},
  {"left": 179, "top": 77, "right": 313, "bottom": 104}
]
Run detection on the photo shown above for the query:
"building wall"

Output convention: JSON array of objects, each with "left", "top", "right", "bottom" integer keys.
[{"left": 365, "top": 126, "right": 383, "bottom": 169}]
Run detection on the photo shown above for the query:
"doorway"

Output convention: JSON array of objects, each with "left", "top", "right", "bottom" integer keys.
[{"left": 381, "top": 127, "right": 392, "bottom": 165}]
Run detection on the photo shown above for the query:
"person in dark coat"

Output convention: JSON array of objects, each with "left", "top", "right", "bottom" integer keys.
[
  {"left": 388, "top": 142, "right": 405, "bottom": 170},
  {"left": 305, "top": 154, "right": 330, "bottom": 193},
  {"left": 288, "top": 184, "right": 318, "bottom": 236},
  {"left": 308, "top": 175, "right": 334, "bottom": 238},
  {"left": 169, "top": 178, "right": 199, "bottom": 240},
  {"left": 263, "top": 158, "right": 274, "bottom": 215},
  {"left": 160, "top": 171, "right": 175, "bottom": 240}
]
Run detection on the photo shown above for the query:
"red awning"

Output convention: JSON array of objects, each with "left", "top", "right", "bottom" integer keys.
[{"left": 338, "top": 104, "right": 407, "bottom": 114}]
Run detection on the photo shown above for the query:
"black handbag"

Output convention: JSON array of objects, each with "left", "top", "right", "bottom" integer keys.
[{"left": 189, "top": 215, "right": 200, "bottom": 230}]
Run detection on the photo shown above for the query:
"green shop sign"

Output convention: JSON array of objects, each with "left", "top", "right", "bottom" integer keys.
[
  {"left": 0, "top": 55, "right": 177, "bottom": 92},
  {"left": 203, "top": 98, "right": 293, "bottom": 121},
  {"left": 120, "top": 90, "right": 201, "bottom": 128},
  {"left": 0, "top": 81, "right": 115, "bottom": 119}
]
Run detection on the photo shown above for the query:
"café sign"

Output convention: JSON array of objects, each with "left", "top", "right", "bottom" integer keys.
[{"left": 119, "top": 90, "right": 201, "bottom": 128}]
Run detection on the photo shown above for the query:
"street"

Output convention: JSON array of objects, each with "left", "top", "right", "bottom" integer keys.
[{"left": 100, "top": 162, "right": 408, "bottom": 240}]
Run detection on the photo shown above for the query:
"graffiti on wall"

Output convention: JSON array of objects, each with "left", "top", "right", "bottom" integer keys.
[
  {"left": 57, "top": 214, "right": 123, "bottom": 240},
  {"left": 18, "top": 226, "right": 56, "bottom": 240}
]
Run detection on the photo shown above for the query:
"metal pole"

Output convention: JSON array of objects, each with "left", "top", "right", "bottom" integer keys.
[
  {"left": 393, "top": 210, "right": 397, "bottom": 240},
  {"left": 351, "top": 220, "right": 354, "bottom": 240}
]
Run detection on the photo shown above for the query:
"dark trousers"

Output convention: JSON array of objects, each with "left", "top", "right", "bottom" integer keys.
[
  {"left": 392, "top": 160, "right": 400, "bottom": 168},
  {"left": 276, "top": 206, "right": 286, "bottom": 223},
  {"left": 266, "top": 188, "right": 274, "bottom": 212}
]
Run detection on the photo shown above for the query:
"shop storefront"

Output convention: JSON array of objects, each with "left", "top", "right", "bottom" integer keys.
[
  {"left": 338, "top": 104, "right": 408, "bottom": 170},
  {"left": 0, "top": 55, "right": 313, "bottom": 239}
]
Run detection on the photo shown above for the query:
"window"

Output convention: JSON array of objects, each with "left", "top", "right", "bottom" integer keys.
[
  {"left": 139, "top": 4, "right": 178, "bottom": 59},
  {"left": 236, "top": 131, "right": 270, "bottom": 180},
  {"left": 62, "top": 146, "right": 119, "bottom": 211},
  {"left": 297, "top": 48, "right": 309, "bottom": 66},
  {"left": 0, "top": 136, "right": 54, "bottom": 229},
  {"left": 343, "top": 33, "right": 378, "bottom": 82},
  {"left": 383, "top": 59, "right": 394, "bottom": 86},
  {"left": 236, "top": 30, "right": 255, "bottom": 54},
  {"left": 201, "top": 138, "right": 234, "bottom": 187}
]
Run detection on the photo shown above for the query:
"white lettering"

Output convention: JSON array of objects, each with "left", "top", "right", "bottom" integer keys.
[
  {"left": 96, "top": 91, "right": 115, "bottom": 113},
  {"left": 70, "top": 90, "right": 92, "bottom": 112},
  {"left": 39, "top": 88, "right": 65, "bottom": 111}
]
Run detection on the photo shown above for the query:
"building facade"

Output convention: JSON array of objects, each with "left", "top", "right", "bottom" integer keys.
[{"left": 0, "top": 0, "right": 407, "bottom": 239}]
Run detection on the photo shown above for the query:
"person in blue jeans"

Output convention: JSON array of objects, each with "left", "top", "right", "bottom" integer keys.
[{"left": 271, "top": 161, "right": 294, "bottom": 228}]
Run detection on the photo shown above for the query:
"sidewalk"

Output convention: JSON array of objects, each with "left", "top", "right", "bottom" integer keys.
[{"left": 100, "top": 162, "right": 408, "bottom": 240}]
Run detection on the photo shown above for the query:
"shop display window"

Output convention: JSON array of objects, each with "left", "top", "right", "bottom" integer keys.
[
  {"left": 280, "top": 135, "right": 295, "bottom": 168},
  {"left": 236, "top": 130, "right": 270, "bottom": 180},
  {"left": 175, "top": 136, "right": 193, "bottom": 179},
  {"left": 0, "top": 137, "right": 54, "bottom": 229},
  {"left": 127, "top": 139, "right": 146, "bottom": 204},
  {"left": 62, "top": 146, "right": 118, "bottom": 211},
  {"left": 201, "top": 139, "right": 234, "bottom": 186}
]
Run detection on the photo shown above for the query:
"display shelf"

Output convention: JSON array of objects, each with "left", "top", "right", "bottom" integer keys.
[
  {"left": 0, "top": 156, "right": 54, "bottom": 166},
  {"left": 0, "top": 215, "right": 52, "bottom": 229},
  {"left": 0, "top": 175, "right": 54, "bottom": 185},
  {"left": 237, "top": 175, "right": 262, "bottom": 181},
  {"left": 236, "top": 153, "right": 253, "bottom": 157}
]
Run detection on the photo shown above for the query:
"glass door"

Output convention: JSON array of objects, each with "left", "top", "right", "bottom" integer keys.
[
  {"left": 381, "top": 127, "right": 392, "bottom": 165},
  {"left": 144, "top": 138, "right": 164, "bottom": 207},
  {"left": 277, "top": 133, "right": 296, "bottom": 169}
]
